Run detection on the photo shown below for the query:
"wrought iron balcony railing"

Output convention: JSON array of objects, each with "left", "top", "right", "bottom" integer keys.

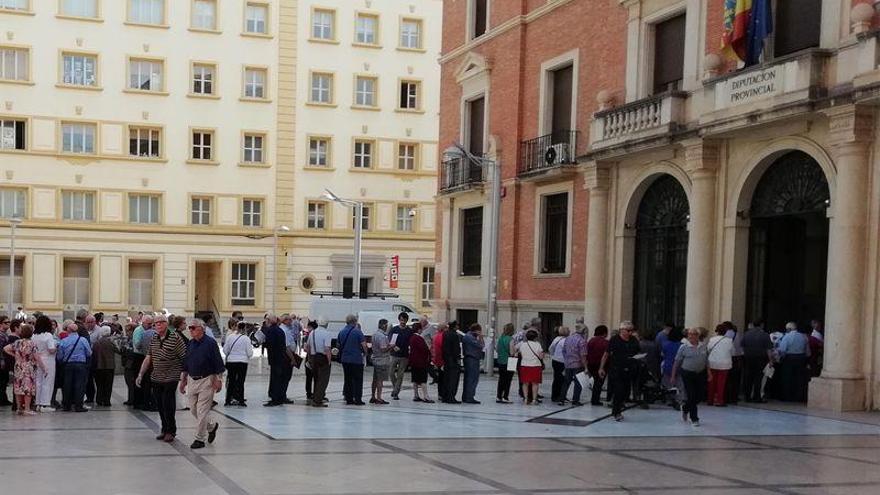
[
  {"left": 439, "top": 155, "right": 485, "bottom": 194},
  {"left": 518, "top": 129, "right": 579, "bottom": 176}
]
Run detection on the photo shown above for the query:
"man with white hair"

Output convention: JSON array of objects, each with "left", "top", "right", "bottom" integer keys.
[
  {"left": 338, "top": 314, "right": 367, "bottom": 405},
  {"left": 180, "top": 318, "right": 225, "bottom": 449},
  {"left": 306, "top": 317, "right": 333, "bottom": 407},
  {"left": 263, "top": 314, "right": 293, "bottom": 407},
  {"left": 131, "top": 315, "right": 156, "bottom": 410},
  {"left": 599, "top": 321, "right": 640, "bottom": 422},
  {"left": 776, "top": 321, "right": 811, "bottom": 402}
]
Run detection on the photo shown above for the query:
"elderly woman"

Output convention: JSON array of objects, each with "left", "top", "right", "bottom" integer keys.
[
  {"left": 222, "top": 321, "right": 254, "bottom": 406},
  {"left": 672, "top": 328, "right": 711, "bottom": 427},
  {"left": 408, "top": 322, "right": 434, "bottom": 403},
  {"left": 92, "top": 326, "right": 117, "bottom": 407},
  {"left": 32, "top": 315, "right": 57, "bottom": 412},
  {"left": 548, "top": 326, "right": 569, "bottom": 404},
  {"left": 517, "top": 330, "right": 545, "bottom": 405},
  {"left": 3, "top": 324, "right": 45, "bottom": 415},
  {"left": 707, "top": 324, "right": 734, "bottom": 407}
]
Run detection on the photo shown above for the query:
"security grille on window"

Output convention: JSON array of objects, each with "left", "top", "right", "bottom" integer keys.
[
  {"left": 191, "top": 197, "right": 211, "bottom": 225},
  {"left": 355, "top": 76, "right": 376, "bottom": 106},
  {"left": 192, "top": 64, "right": 214, "bottom": 94},
  {"left": 312, "top": 9, "right": 334, "bottom": 39},
  {"left": 192, "top": 131, "right": 213, "bottom": 160},
  {"left": 61, "top": 0, "right": 97, "bottom": 17},
  {"left": 129, "top": 0, "right": 164, "bottom": 24},
  {"left": 400, "top": 19, "right": 421, "bottom": 49},
  {"left": 351, "top": 205, "right": 370, "bottom": 230},
  {"left": 192, "top": 0, "right": 216, "bottom": 30},
  {"left": 244, "top": 68, "right": 266, "bottom": 98},
  {"left": 0, "top": 188, "right": 25, "bottom": 219},
  {"left": 231, "top": 263, "right": 256, "bottom": 306},
  {"left": 310, "top": 73, "right": 332, "bottom": 103},
  {"left": 62, "top": 191, "right": 95, "bottom": 221},
  {"left": 129, "top": 194, "right": 160, "bottom": 224},
  {"left": 398, "top": 143, "right": 417, "bottom": 170},
  {"left": 396, "top": 205, "right": 415, "bottom": 232},
  {"left": 0, "top": 47, "right": 28, "bottom": 81},
  {"left": 0, "top": 119, "right": 25, "bottom": 151},
  {"left": 307, "top": 202, "right": 325, "bottom": 229},
  {"left": 308, "top": 138, "right": 329, "bottom": 166},
  {"left": 399, "top": 81, "right": 419, "bottom": 110},
  {"left": 420, "top": 265, "right": 435, "bottom": 307},
  {"left": 128, "top": 261, "right": 154, "bottom": 308},
  {"left": 541, "top": 193, "right": 568, "bottom": 273},
  {"left": 61, "top": 123, "right": 96, "bottom": 154},
  {"left": 460, "top": 207, "right": 483, "bottom": 276},
  {"left": 0, "top": 0, "right": 28, "bottom": 12},
  {"left": 129, "top": 127, "right": 160, "bottom": 158},
  {"left": 245, "top": 3, "right": 268, "bottom": 34},
  {"left": 243, "top": 134, "right": 264, "bottom": 163},
  {"left": 355, "top": 14, "right": 377, "bottom": 44},
  {"left": 0, "top": 257, "right": 23, "bottom": 308},
  {"left": 353, "top": 140, "right": 372, "bottom": 168},
  {"left": 63, "top": 259, "right": 90, "bottom": 308},
  {"left": 242, "top": 199, "right": 262, "bottom": 227},
  {"left": 62, "top": 54, "right": 97, "bottom": 86},
  {"left": 129, "top": 59, "right": 163, "bottom": 91}
]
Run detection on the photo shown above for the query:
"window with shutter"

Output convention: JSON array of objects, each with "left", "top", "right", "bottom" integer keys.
[
  {"left": 460, "top": 207, "right": 483, "bottom": 276},
  {"left": 652, "top": 13, "right": 685, "bottom": 95},
  {"left": 541, "top": 193, "right": 568, "bottom": 273}
]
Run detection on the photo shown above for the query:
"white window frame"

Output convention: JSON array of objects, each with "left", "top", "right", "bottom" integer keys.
[
  {"left": 242, "top": 198, "right": 262, "bottom": 227},
  {"left": 242, "top": 133, "right": 264, "bottom": 163},
  {"left": 350, "top": 204, "right": 371, "bottom": 231},
  {"left": 61, "top": 190, "right": 95, "bottom": 221},
  {"left": 0, "top": 0, "right": 29, "bottom": 13},
  {"left": 420, "top": 264, "right": 435, "bottom": 308},
  {"left": 398, "top": 143, "right": 417, "bottom": 170},
  {"left": 243, "top": 67, "right": 266, "bottom": 99},
  {"left": 60, "top": 0, "right": 97, "bottom": 18},
  {"left": 354, "top": 76, "right": 377, "bottom": 107},
  {"left": 0, "top": 119, "right": 26, "bottom": 151},
  {"left": 128, "top": 58, "right": 164, "bottom": 92},
  {"left": 244, "top": 2, "right": 268, "bottom": 34},
  {"left": 191, "top": 63, "right": 215, "bottom": 95},
  {"left": 308, "top": 137, "right": 330, "bottom": 167},
  {"left": 128, "top": 194, "right": 160, "bottom": 224},
  {"left": 128, "top": 0, "right": 164, "bottom": 25},
  {"left": 355, "top": 13, "right": 378, "bottom": 45},
  {"left": 63, "top": 259, "right": 91, "bottom": 307},
  {"left": 128, "top": 261, "right": 154, "bottom": 308},
  {"left": 62, "top": 52, "right": 98, "bottom": 87},
  {"left": 397, "top": 205, "right": 416, "bottom": 232},
  {"left": 400, "top": 80, "right": 420, "bottom": 110},
  {"left": 0, "top": 256, "right": 24, "bottom": 309},
  {"left": 191, "top": 196, "right": 211, "bottom": 225},
  {"left": 0, "top": 47, "right": 29, "bottom": 82},
  {"left": 310, "top": 72, "right": 332, "bottom": 104},
  {"left": 311, "top": 8, "right": 334, "bottom": 40},
  {"left": 231, "top": 262, "right": 257, "bottom": 306},
  {"left": 400, "top": 18, "right": 422, "bottom": 49},
  {"left": 61, "top": 122, "right": 96, "bottom": 154},
  {"left": 0, "top": 188, "right": 26, "bottom": 219},
  {"left": 191, "top": 130, "right": 213, "bottom": 161},
  {"left": 353, "top": 140, "right": 373, "bottom": 169},
  {"left": 532, "top": 183, "right": 574, "bottom": 276},
  {"left": 191, "top": 0, "right": 217, "bottom": 30},
  {"left": 307, "top": 202, "right": 326, "bottom": 229},
  {"left": 128, "top": 126, "right": 161, "bottom": 158}
]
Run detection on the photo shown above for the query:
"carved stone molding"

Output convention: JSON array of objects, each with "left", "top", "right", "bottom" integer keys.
[
  {"left": 824, "top": 104, "right": 874, "bottom": 147},
  {"left": 681, "top": 138, "right": 721, "bottom": 176},
  {"left": 582, "top": 161, "right": 612, "bottom": 191}
]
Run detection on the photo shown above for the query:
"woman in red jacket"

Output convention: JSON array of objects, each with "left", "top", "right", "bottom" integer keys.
[{"left": 409, "top": 322, "right": 434, "bottom": 403}]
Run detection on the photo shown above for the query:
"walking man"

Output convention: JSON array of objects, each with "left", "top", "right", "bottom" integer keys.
[
  {"left": 136, "top": 315, "right": 186, "bottom": 442},
  {"left": 388, "top": 312, "right": 413, "bottom": 400},
  {"left": 306, "top": 317, "right": 333, "bottom": 407},
  {"left": 338, "top": 314, "right": 367, "bottom": 405},
  {"left": 599, "top": 321, "right": 640, "bottom": 422},
  {"left": 180, "top": 319, "right": 225, "bottom": 449},
  {"left": 370, "top": 319, "right": 392, "bottom": 404}
]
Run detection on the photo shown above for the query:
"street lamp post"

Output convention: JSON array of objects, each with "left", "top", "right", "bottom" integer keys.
[
  {"left": 7, "top": 217, "right": 22, "bottom": 316},
  {"left": 323, "top": 189, "right": 363, "bottom": 298},
  {"left": 272, "top": 225, "right": 290, "bottom": 314},
  {"left": 443, "top": 144, "right": 501, "bottom": 376}
]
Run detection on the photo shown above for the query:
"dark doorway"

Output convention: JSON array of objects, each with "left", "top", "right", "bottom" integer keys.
[
  {"left": 456, "top": 309, "right": 479, "bottom": 330},
  {"left": 342, "top": 277, "right": 371, "bottom": 299},
  {"left": 633, "top": 175, "right": 689, "bottom": 333},
  {"left": 539, "top": 312, "right": 563, "bottom": 350},
  {"left": 746, "top": 151, "right": 829, "bottom": 331}
]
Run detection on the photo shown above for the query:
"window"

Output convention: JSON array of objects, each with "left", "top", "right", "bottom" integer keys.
[
  {"left": 128, "top": 0, "right": 164, "bottom": 25},
  {"left": 128, "top": 127, "right": 161, "bottom": 158},
  {"left": 0, "top": 188, "right": 25, "bottom": 219},
  {"left": 191, "top": 197, "right": 211, "bottom": 225},
  {"left": 396, "top": 205, "right": 415, "bottom": 232},
  {"left": 652, "top": 13, "right": 685, "bottom": 94},
  {"left": 128, "top": 58, "right": 163, "bottom": 92},
  {"left": 0, "top": 257, "right": 23, "bottom": 308},
  {"left": 0, "top": 47, "right": 28, "bottom": 82},
  {"left": 63, "top": 260, "right": 90, "bottom": 308},
  {"left": 351, "top": 205, "right": 370, "bottom": 231},
  {"left": 541, "top": 192, "right": 569, "bottom": 274},
  {"left": 0, "top": 0, "right": 28, "bottom": 12},
  {"left": 62, "top": 53, "right": 97, "bottom": 87},
  {"left": 354, "top": 76, "right": 377, "bottom": 107},
  {"left": 129, "top": 194, "right": 160, "bottom": 224},
  {"left": 245, "top": 2, "right": 268, "bottom": 34},
  {"left": 398, "top": 143, "right": 417, "bottom": 170},
  {"left": 61, "top": 0, "right": 97, "bottom": 17},
  {"left": 61, "top": 123, "right": 96, "bottom": 154},
  {"left": 353, "top": 140, "right": 373, "bottom": 169},
  {"left": 0, "top": 119, "right": 25, "bottom": 150},
  {"left": 466, "top": 96, "right": 485, "bottom": 156},
  {"left": 342, "top": 277, "right": 370, "bottom": 298},
  {"left": 242, "top": 199, "right": 262, "bottom": 227},
  {"left": 128, "top": 261, "right": 154, "bottom": 308},
  {"left": 308, "top": 137, "right": 329, "bottom": 167},
  {"left": 61, "top": 191, "right": 95, "bottom": 221},
  {"left": 400, "top": 19, "right": 422, "bottom": 49},
  {"left": 307, "top": 202, "right": 325, "bottom": 229},
  {"left": 460, "top": 207, "right": 483, "bottom": 276},
  {"left": 399, "top": 81, "right": 420, "bottom": 110},
  {"left": 243, "top": 133, "right": 264, "bottom": 163},
  {"left": 310, "top": 72, "right": 333, "bottom": 103},
  {"left": 312, "top": 9, "right": 334, "bottom": 40},
  {"left": 243, "top": 67, "right": 266, "bottom": 98},
  {"left": 774, "top": 0, "right": 820, "bottom": 58},
  {"left": 471, "top": 0, "right": 488, "bottom": 39},
  {"left": 420, "top": 265, "right": 435, "bottom": 308},
  {"left": 355, "top": 13, "right": 378, "bottom": 45},
  {"left": 191, "top": 0, "right": 216, "bottom": 30},
  {"left": 231, "top": 263, "right": 256, "bottom": 306},
  {"left": 192, "top": 63, "right": 215, "bottom": 95},
  {"left": 191, "top": 130, "right": 213, "bottom": 160},
  {"left": 549, "top": 64, "right": 573, "bottom": 139}
]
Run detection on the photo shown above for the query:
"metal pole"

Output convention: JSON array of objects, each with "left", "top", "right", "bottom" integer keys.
[
  {"left": 8, "top": 221, "right": 15, "bottom": 316},
  {"left": 272, "top": 229, "right": 278, "bottom": 314},
  {"left": 353, "top": 202, "right": 363, "bottom": 298},
  {"left": 485, "top": 157, "right": 501, "bottom": 376}
]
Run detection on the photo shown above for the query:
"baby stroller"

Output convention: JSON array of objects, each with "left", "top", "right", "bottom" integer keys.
[{"left": 633, "top": 354, "right": 677, "bottom": 409}]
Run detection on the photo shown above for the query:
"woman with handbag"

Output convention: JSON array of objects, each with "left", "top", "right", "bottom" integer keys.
[
  {"left": 517, "top": 330, "right": 545, "bottom": 405},
  {"left": 3, "top": 324, "right": 46, "bottom": 415},
  {"left": 495, "top": 324, "right": 516, "bottom": 404},
  {"left": 223, "top": 321, "right": 254, "bottom": 406}
]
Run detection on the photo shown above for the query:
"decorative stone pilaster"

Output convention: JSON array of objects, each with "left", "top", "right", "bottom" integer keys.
[
  {"left": 583, "top": 162, "right": 612, "bottom": 331},
  {"left": 682, "top": 139, "right": 720, "bottom": 330},
  {"left": 810, "top": 104, "right": 873, "bottom": 411}
]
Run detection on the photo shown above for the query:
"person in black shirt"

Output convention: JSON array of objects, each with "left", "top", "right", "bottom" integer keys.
[
  {"left": 600, "top": 321, "right": 640, "bottom": 421},
  {"left": 263, "top": 315, "right": 293, "bottom": 406},
  {"left": 442, "top": 321, "right": 462, "bottom": 403},
  {"left": 387, "top": 312, "right": 413, "bottom": 400}
]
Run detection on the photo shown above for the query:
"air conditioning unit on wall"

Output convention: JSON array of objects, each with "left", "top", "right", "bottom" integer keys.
[{"left": 544, "top": 143, "right": 570, "bottom": 165}]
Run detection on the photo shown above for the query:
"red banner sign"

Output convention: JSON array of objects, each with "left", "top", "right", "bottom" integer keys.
[{"left": 390, "top": 255, "right": 400, "bottom": 289}]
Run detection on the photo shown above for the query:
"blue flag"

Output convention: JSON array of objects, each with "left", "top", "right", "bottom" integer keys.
[{"left": 745, "top": 0, "right": 773, "bottom": 66}]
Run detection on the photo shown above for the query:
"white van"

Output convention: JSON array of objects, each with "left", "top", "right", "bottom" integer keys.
[
  {"left": 357, "top": 310, "right": 421, "bottom": 338},
  {"left": 308, "top": 295, "right": 419, "bottom": 337}
]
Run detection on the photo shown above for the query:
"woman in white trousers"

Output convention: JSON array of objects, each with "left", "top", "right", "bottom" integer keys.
[{"left": 33, "top": 316, "right": 57, "bottom": 411}]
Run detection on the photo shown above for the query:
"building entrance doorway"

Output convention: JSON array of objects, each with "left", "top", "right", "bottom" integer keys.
[
  {"left": 746, "top": 151, "right": 830, "bottom": 331},
  {"left": 194, "top": 261, "right": 222, "bottom": 321}
]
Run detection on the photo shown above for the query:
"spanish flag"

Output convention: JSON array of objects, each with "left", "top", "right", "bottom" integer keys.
[{"left": 721, "top": 0, "right": 772, "bottom": 65}]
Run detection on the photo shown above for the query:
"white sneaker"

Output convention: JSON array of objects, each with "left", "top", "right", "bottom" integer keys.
[
  {"left": 692, "top": 421, "right": 701, "bottom": 427},
  {"left": 40, "top": 406, "right": 56, "bottom": 412}
]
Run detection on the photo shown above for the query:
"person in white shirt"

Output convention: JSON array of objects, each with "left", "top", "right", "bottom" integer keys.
[
  {"left": 222, "top": 322, "right": 254, "bottom": 406},
  {"left": 707, "top": 325, "right": 734, "bottom": 406},
  {"left": 305, "top": 317, "right": 333, "bottom": 408},
  {"left": 548, "top": 327, "right": 568, "bottom": 403}
]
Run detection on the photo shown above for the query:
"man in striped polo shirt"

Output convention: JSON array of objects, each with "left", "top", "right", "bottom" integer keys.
[{"left": 136, "top": 314, "right": 187, "bottom": 442}]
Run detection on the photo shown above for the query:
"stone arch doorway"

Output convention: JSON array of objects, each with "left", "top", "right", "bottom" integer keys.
[
  {"left": 633, "top": 174, "right": 690, "bottom": 333},
  {"left": 745, "top": 150, "right": 830, "bottom": 331}
]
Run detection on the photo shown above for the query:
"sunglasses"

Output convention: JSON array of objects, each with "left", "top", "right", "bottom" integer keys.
[{"left": 188, "top": 325, "right": 204, "bottom": 330}]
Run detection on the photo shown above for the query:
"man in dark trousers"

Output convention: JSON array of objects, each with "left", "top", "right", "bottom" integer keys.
[
  {"left": 388, "top": 312, "right": 413, "bottom": 400},
  {"left": 338, "top": 314, "right": 367, "bottom": 405},
  {"left": 442, "top": 321, "right": 462, "bottom": 404},
  {"left": 599, "top": 321, "right": 640, "bottom": 422},
  {"left": 263, "top": 314, "right": 293, "bottom": 406}
]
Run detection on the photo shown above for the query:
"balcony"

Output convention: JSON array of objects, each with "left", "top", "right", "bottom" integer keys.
[
  {"left": 439, "top": 155, "right": 485, "bottom": 195},
  {"left": 518, "top": 129, "right": 579, "bottom": 178},
  {"left": 589, "top": 91, "right": 688, "bottom": 151}
]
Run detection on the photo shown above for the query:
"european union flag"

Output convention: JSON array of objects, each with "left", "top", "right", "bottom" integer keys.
[{"left": 745, "top": 0, "right": 773, "bottom": 66}]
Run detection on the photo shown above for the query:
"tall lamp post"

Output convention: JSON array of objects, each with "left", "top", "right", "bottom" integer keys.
[
  {"left": 272, "top": 225, "right": 290, "bottom": 314},
  {"left": 443, "top": 144, "right": 501, "bottom": 376},
  {"left": 323, "top": 189, "right": 364, "bottom": 298},
  {"left": 7, "top": 217, "right": 22, "bottom": 316}
]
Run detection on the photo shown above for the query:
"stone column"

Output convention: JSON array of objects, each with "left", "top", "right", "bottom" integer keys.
[
  {"left": 810, "top": 105, "right": 872, "bottom": 411},
  {"left": 583, "top": 162, "right": 612, "bottom": 330},
  {"left": 683, "top": 140, "right": 720, "bottom": 329}
]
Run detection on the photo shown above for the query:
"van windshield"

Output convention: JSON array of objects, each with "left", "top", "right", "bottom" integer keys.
[{"left": 392, "top": 304, "right": 414, "bottom": 313}]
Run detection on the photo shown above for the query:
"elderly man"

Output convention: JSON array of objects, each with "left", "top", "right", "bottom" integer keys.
[
  {"left": 279, "top": 314, "right": 300, "bottom": 397},
  {"left": 263, "top": 314, "right": 293, "bottom": 407},
  {"left": 306, "top": 317, "right": 333, "bottom": 407},
  {"left": 338, "top": 314, "right": 368, "bottom": 405},
  {"left": 180, "top": 319, "right": 225, "bottom": 449},
  {"left": 131, "top": 315, "right": 156, "bottom": 410},
  {"left": 57, "top": 322, "right": 92, "bottom": 412},
  {"left": 599, "top": 321, "right": 640, "bottom": 422},
  {"left": 388, "top": 312, "right": 413, "bottom": 400},
  {"left": 83, "top": 314, "right": 98, "bottom": 404},
  {"left": 137, "top": 315, "right": 187, "bottom": 442},
  {"left": 777, "top": 322, "right": 811, "bottom": 402},
  {"left": 562, "top": 324, "right": 589, "bottom": 406}
]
